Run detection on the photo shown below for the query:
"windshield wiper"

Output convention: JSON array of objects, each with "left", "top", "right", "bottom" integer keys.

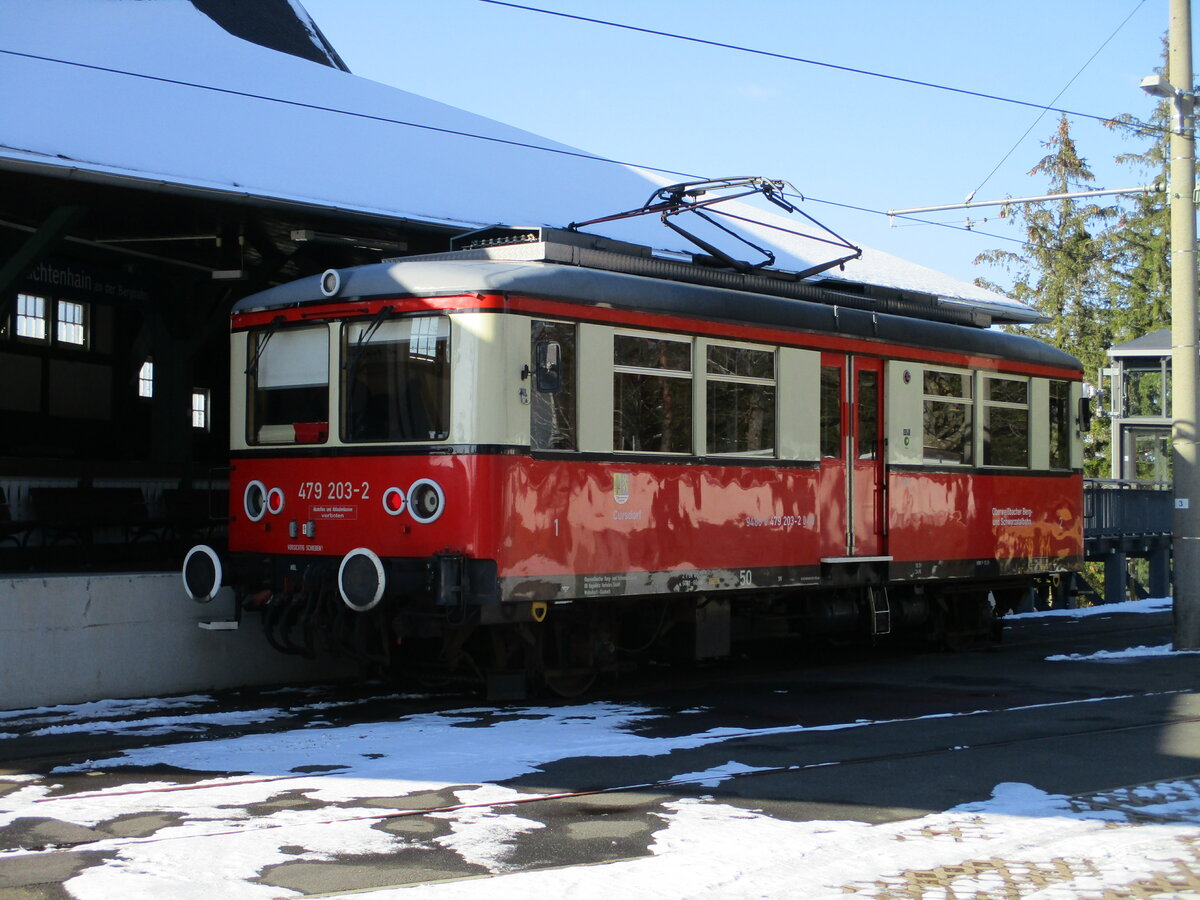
[
  {"left": 245, "top": 316, "right": 284, "bottom": 376},
  {"left": 343, "top": 305, "right": 393, "bottom": 377}
]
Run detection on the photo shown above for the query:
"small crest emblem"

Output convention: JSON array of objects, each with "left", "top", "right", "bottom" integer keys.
[{"left": 612, "top": 472, "right": 631, "bottom": 505}]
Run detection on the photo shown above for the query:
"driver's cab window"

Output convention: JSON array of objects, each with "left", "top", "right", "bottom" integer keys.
[
  {"left": 531, "top": 320, "right": 576, "bottom": 450},
  {"left": 247, "top": 323, "right": 329, "bottom": 445}
]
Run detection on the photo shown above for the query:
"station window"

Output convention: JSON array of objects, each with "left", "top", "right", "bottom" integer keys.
[
  {"left": 531, "top": 320, "right": 577, "bottom": 451},
  {"left": 138, "top": 360, "right": 154, "bottom": 398},
  {"left": 923, "top": 368, "right": 973, "bottom": 465},
  {"left": 248, "top": 323, "right": 330, "bottom": 445},
  {"left": 341, "top": 315, "right": 450, "bottom": 443},
  {"left": 191, "top": 389, "right": 210, "bottom": 431},
  {"left": 613, "top": 334, "right": 692, "bottom": 453},
  {"left": 1048, "top": 380, "right": 1070, "bottom": 469},
  {"left": 1124, "top": 364, "right": 1169, "bottom": 417},
  {"left": 16, "top": 293, "right": 47, "bottom": 342},
  {"left": 56, "top": 300, "right": 88, "bottom": 346},
  {"left": 706, "top": 344, "right": 775, "bottom": 455},
  {"left": 820, "top": 365, "right": 842, "bottom": 458},
  {"left": 982, "top": 376, "right": 1029, "bottom": 467}
]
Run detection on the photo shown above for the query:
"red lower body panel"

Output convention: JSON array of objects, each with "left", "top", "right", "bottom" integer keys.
[{"left": 228, "top": 453, "right": 1082, "bottom": 601}]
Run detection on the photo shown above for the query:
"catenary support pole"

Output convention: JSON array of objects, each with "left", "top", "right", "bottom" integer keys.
[{"left": 1169, "top": 0, "right": 1200, "bottom": 648}]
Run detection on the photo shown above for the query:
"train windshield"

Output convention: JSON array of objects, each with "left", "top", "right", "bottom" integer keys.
[
  {"left": 247, "top": 324, "right": 329, "bottom": 445},
  {"left": 341, "top": 315, "right": 450, "bottom": 443}
]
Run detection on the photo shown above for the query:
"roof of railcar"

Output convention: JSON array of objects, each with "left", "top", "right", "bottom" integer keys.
[{"left": 231, "top": 257, "right": 1082, "bottom": 374}]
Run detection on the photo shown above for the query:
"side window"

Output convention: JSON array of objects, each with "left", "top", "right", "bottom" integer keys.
[
  {"left": 982, "top": 376, "right": 1029, "bottom": 467},
  {"left": 820, "top": 365, "right": 842, "bottom": 458},
  {"left": 531, "top": 320, "right": 576, "bottom": 450},
  {"left": 923, "top": 369, "right": 973, "bottom": 465},
  {"left": 706, "top": 344, "right": 775, "bottom": 455},
  {"left": 191, "top": 389, "right": 211, "bottom": 431},
  {"left": 613, "top": 334, "right": 692, "bottom": 453},
  {"left": 1124, "top": 365, "right": 1167, "bottom": 417},
  {"left": 856, "top": 368, "right": 879, "bottom": 460},
  {"left": 16, "top": 293, "right": 47, "bottom": 342},
  {"left": 138, "top": 359, "right": 154, "bottom": 399},
  {"left": 56, "top": 300, "right": 88, "bottom": 347},
  {"left": 1048, "top": 379, "right": 1070, "bottom": 470}
]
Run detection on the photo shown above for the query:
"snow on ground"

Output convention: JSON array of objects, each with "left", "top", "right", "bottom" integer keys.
[
  {"left": 370, "top": 784, "right": 1200, "bottom": 900},
  {"left": 1008, "top": 596, "right": 1172, "bottom": 621},
  {"left": 0, "top": 695, "right": 213, "bottom": 725},
  {"left": 1005, "top": 597, "right": 1200, "bottom": 663},
  {"left": 0, "top": 689, "right": 432, "bottom": 740},
  {"left": 5, "top": 712, "right": 1200, "bottom": 899},
  {"left": 0, "top": 597, "right": 1194, "bottom": 898},
  {"left": 0, "top": 702, "right": 1196, "bottom": 896},
  {"left": 1048, "top": 643, "right": 1200, "bottom": 662}
]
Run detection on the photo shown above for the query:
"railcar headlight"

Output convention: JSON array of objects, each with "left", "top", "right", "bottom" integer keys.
[
  {"left": 182, "top": 544, "right": 222, "bottom": 603},
  {"left": 320, "top": 268, "right": 341, "bottom": 297},
  {"left": 266, "top": 486, "right": 285, "bottom": 515},
  {"left": 407, "top": 478, "right": 445, "bottom": 524},
  {"left": 244, "top": 480, "right": 267, "bottom": 522},
  {"left": 338, "top": 547, "right": 385, "bottom": 612}
]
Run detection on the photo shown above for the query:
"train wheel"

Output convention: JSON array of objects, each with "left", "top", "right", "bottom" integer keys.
[
  {"left": 544, "top": 668, "right": 597, "bottom": 698},
  {"left": 540, "top": 613, "right": 600, "bottom": 698},
  {"left": 936, "top": 592, "right": 999, "bottom": 651}
]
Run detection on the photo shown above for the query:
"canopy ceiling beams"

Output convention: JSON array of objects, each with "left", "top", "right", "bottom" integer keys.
[{"left": 0, "top": 168, "right": 455, "bottom": 297}]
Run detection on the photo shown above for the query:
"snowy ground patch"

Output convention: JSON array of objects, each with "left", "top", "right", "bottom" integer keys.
[
  {"left": 354, "top": 782, "right": 1200, "bottom": 900},
  {"left": 0, "top": 695, "right": 215, "bottom": 726},
  {"left": 1048, "top": 643, "right": 1200, "bottom": 662},
  {"left": 1, "top": 694, "right": 1198, "bottom": 899},
  {"left": 1009, "top": 596, "right": 1172, "bottom": 621}
]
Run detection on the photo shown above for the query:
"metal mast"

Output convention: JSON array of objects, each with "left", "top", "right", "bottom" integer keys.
[{"left": 1156, "top": 0, "right": 1200, "bottom": 647}]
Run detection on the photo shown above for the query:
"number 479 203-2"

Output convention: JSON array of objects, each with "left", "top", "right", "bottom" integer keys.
[{"left": 297, "top": 481, "right": 371, "bottom": 501}]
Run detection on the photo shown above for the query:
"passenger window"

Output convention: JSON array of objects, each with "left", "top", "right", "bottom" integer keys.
[
  {"left": 613, "top": 334, "right": 692, "bottom": 453},
  {"left": 1048, "top": 380, "right": 1070, "bottom": 469},
  {"left": 531, "top": 320, "right": 577, "bottom": 450},
  {"left": 857, "top": 369, "right": 879, "bottom": 460},
  {"left": 820, "top": 365, "right": 842, "bottom": 458},
  {"left": 706, "top": 344, "right": 775, "bottom": 456},
  {"left": 982, "top": 375, "right": 1028, "bottom": 467},
  {"left": 923, "top": 369, "right": 973, "bottom": 465}
]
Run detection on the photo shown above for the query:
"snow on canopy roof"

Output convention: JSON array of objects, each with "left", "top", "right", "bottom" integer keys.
[{"left": 0, "top": 0, "right": 1034, "bottom": 320}]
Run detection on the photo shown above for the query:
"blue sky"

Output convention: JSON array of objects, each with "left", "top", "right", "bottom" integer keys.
[{"left": 303, "top": 0, "right": 1179, "bottom": 289}]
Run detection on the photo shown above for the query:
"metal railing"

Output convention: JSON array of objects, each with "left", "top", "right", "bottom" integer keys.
[{"left": 1084, "top": 479, "right": 1173, "bottom": 539}]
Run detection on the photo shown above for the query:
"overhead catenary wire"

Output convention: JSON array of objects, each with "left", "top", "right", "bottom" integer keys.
[
  {"left": 964, "top": 0, "right": 1151, "bottom": 199},
  {"left": 475, "top": 0, "right": 1167, "bottom": 135},
  {"left": 888, "top": 184, "right": 1160, "bottom": 218},
  {"left": 0, "top": 48, "right": 1082, "bottom": 256},
  {"left": 796, "top": 194, "right": 1032, "bottom": 249},
  {"left": 2, "top": 45, "right": 1113, "bottom": 260},
  {"left": 0, "top": 48, "right": 707, "bottom": 183},
  {"left": 473, "top": 0, "right": 1166, "bottom": 249}
]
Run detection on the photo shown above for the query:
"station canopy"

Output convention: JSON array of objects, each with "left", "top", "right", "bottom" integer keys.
[{"left": 0, "top": 0, "right": 1037, "bottom": 323}]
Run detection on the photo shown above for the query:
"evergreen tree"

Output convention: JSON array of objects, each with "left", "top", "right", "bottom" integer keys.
[
  {"left": 975, "top": 115, "right": 1117, "bottom": 373},
  {"left": 974, "top": 115, "right": 1117, "bottom": 475},
  {"left": 1103, "top": 99, "right": 1171, "bottom": 344}
]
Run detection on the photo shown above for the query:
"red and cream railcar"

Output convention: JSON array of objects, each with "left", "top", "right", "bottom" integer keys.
[{"left": 183, "top": 227, "right": 1085, "bottom": 688}]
